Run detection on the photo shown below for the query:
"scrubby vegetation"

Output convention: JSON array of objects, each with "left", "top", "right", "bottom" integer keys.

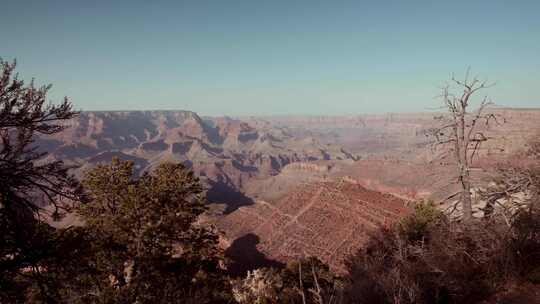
[
  {"left": 345, "top": 202, "right": 540, "bottom": 304},
  {"left": 230, "top": 200, "right": 540, "bottom": 304},
  {"left": 232, "top": 257, "right": 342, "bottom": 304},
  {"left": 343, "top": 141, "right": 540, "bottom": 304},
  {"left": 1, "top": 60, "right": 539, "bottom": 303}
]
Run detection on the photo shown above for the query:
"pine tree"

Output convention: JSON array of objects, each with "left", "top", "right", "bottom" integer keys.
[
  {"left": 0, "top": 59, "right": 79, "bottom": 303},
  {"left": 69, "top": 158, "right": 232, "bottom": 303}
]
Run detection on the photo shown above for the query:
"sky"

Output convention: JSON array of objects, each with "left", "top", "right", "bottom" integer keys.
[{"left": 1, "top": 0, "right": 539, "bottom": 115}]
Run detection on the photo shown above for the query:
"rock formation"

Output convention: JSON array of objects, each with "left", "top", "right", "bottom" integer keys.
[
  {"left": 38, "top": 110, "right": 357, "bottom": 211},
  {"left": 218, "top": 180, "right": 410, "bottom": 271}
]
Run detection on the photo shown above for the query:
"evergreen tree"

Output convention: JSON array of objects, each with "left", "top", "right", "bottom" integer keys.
[
  {"left": 0, "top": 59, "right": 79, "bottom": 303},
  {"left": 67, "top": 158, "right": 232, "bottom": 303}
]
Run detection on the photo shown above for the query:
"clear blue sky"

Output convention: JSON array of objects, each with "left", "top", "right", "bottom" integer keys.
[{"left": 1, "top": 0, "right": 539, "bottom": 115}]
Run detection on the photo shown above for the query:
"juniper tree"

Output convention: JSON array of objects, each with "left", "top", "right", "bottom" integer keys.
[
  {"left": 0, "top": 59, "right": 79, "bottom": 303},
  {"left": 72, "top": 158, "right": 232, "bottom": 303}
]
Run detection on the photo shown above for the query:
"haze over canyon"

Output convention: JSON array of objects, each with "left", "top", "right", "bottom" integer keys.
[{"left": 38, "top": 108, "right": 540, "bottom": 269}]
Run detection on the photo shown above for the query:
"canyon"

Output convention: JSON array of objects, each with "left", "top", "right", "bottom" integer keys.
[{"left": 42, "top": 108, "right": 540, "bottom": 270}]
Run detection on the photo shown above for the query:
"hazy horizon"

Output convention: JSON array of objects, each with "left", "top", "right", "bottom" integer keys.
[
  {"left": 1, "top": 0, "right": 539, "bottom": 115},
  {"left": 77, "top": 105, "right": 540, "bottom": 118}
]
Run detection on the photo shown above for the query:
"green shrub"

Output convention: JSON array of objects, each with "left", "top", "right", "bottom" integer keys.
[
  {"left": 344, "top": 205, "right": 516, "bottom": 304},
  {"left": 398, "top": 200, "right": 442, "bottom": 242}
]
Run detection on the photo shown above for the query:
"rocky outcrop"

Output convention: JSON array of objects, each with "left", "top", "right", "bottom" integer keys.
[
  {"left": 281, "top": 162, "right": 331, "bottom": 173},
  {"left": 218, "top": 180, "right": 411, "bottom": 271}
]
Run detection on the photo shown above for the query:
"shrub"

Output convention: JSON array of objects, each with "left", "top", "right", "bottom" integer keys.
[
  {"left": 344, "top": 202, "right": 522, "bottom": 304},
  {"left": 279, "top": 257, "right": 343, "bottom": 304},
  {"left": 232, "top": 268, "right": 283, "bottom": 304},
  {"left": 233, "top": 257, "right": 343, "bottom": 304},
  {"left": 510, "top": 205, "right": 540, "bottom": 281},
  {"left": 398, "top": 200, "right": 442, "bottom": 242}
]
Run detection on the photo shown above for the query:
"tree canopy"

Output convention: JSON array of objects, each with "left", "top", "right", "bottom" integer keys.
[
  {"left": 62, "top": 158, "right": 232, "bottom": 303},
  {"left": 0, "top": 59, "right": 80, "bottom": 303}
]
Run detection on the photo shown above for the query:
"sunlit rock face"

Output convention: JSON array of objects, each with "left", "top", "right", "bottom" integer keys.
[
  {"left": 38, "top": 110, "right": 357, "bottom": 210},
  {"left": 218, "top": 180, "right": 410, "bottom": 272}
]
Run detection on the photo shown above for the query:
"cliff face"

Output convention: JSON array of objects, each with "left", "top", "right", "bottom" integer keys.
[
  {"left": 43, "top": 108, "right": 539, "bottom": 204},
  {"left": 39, "top": 111, "right": 357, "bottom": 210}
]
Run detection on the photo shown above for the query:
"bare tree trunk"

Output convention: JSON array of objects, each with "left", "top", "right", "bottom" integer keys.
[
  {"left": 428, "top": 70, "right": 501, "bottom": 222},
  {"left": 460, "top": 168, "right": 473, "bottom": 221},
  {"left": 459, "top": 103, "right": 473, "bottom": 222}
]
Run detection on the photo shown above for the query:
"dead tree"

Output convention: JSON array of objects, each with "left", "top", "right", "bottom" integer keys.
[{"left": 427, "top": 70, "right": 502, "bottom": 222}]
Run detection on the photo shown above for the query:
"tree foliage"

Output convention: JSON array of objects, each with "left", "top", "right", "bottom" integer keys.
[
  {"left": 0, "top": 59, "right": 79, "bottom": 303},
  {"left": 60, "top": 158, "right": 232, "bottom": 303},
  {"left": 344, "top": 199, "right": 540, "bottom": 304}
]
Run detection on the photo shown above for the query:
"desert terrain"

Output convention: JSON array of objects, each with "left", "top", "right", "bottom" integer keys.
[{"left": 39, "top": 108, "right": 540, "bottom": 269}]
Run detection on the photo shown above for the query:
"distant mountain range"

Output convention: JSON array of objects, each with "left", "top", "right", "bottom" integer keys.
[{"left": 246, "top": 108, "right": 540, "bottom": 158}]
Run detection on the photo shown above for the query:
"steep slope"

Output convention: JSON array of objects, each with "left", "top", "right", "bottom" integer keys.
[{"left": 218, "top": 180, "right": 411, "bottom": 271}]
